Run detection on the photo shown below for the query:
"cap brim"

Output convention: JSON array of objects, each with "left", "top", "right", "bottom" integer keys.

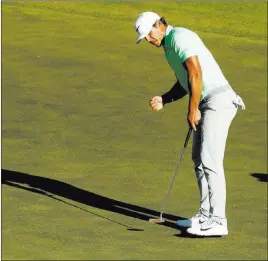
[{"left": 136, "top": 33, "right": 148, "bottom": 44}]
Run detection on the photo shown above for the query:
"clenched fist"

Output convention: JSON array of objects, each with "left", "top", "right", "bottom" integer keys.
[{"left": 150, "top": 96, "right": 163, "bottom": 112}]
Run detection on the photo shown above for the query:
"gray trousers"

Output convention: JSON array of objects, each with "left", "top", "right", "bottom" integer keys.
[{"left": 192, "top": 85, "right": 244, "bottom": 219}]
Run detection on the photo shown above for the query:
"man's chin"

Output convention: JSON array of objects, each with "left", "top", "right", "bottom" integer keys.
[
  {"left": 155, "top": 41, "right": 162, "bottom": 48},
  {"left": 150, "top": 40, "right": 162, "bottom": 48},
  {"left": 158, "top": 40, "right": 164, "bottom": 47}
]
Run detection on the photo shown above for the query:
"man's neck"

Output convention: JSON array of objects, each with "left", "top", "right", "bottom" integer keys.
[{"left": 161, "top": 25, "right": 168, "bottom": 47}]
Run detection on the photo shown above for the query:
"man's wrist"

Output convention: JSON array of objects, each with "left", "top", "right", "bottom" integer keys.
[
  {"left": 189, "top": 97, "right": 200, "bottom": 111},
  {"left": 161, "top": 95, "right": 166, "bottom": 105},
  {"left": 161, "top": 93, "right": 173, "bottom": 106}
]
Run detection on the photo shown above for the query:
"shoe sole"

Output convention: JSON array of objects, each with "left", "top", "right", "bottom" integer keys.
[
  {"left": 199, "top": 231, "right": 228, "bottom": 237},
  {"left": 187, "top": 229, "right": 228, "bottom": 237}
]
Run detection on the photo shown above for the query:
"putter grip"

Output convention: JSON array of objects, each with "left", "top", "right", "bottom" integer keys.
[{"left": 184, "top": 128, "right": 192, "bottom": 148}]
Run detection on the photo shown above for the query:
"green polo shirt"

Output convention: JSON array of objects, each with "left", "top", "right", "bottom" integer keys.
[{"left": 163, "top": 25, "right": 228, "bottom": 100}]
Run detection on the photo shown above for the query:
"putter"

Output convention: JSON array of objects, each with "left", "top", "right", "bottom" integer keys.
[{"left": 149, "top": 127, "right": 192, "bottom": 224}]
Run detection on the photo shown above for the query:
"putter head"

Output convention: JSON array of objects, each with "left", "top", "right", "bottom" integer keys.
[{"left": 149, "top": 218, "right": 165, "bottom": 223}]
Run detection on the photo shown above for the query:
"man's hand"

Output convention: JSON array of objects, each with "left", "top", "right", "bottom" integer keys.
[
  {"left": 150, "top": 96, "right": 163, "bottom": 112},
  {"left": 188, "top": 108, "right": 201, "bottom": 131}
]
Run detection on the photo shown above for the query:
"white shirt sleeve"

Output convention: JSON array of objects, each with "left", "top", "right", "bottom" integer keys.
[{"left": 173, "top": 30, "right": 199, "bottom": 63}]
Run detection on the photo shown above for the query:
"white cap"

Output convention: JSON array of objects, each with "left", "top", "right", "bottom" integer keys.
[{"left": 135, "top": 11, "right": 161, "bottom": 44}]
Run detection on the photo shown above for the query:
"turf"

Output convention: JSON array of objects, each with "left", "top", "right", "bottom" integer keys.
[{"left": 1, "top": 1, "right": 267, "bottom": 260}]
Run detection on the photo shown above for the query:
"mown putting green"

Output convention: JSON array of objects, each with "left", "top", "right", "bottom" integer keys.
[{"left": 2, "top": 2, "right": 267, "bottom": 260}]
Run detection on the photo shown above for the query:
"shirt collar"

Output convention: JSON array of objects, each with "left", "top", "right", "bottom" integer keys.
[
  {"left": 162, "top": 25, "right": 173, "bottom": 50},
  {"left": 165, "top": 25, "right": 174, "bottom": 37}
]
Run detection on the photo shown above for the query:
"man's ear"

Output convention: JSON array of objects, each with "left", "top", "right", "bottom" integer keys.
[{"left": 153, "top": 20, "right": 160, "bottom": 28}]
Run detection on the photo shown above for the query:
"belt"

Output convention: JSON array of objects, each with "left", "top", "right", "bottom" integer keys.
[
  {"left": 199, "top": 84, "right": 232, "bottom": 108},
  {"left": 199, "top": 84, "right": 246, "bottom": 110}
]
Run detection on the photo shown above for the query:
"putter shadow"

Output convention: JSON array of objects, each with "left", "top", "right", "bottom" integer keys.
[
  {"left": 2, "top": 169, "right": 186, "bottom": 231},
  {"left": 250, "top": 173, "right": 268, "bottom": 183},
  {"left": 3, "top": 180, "right": 144, "bottom": 231}
]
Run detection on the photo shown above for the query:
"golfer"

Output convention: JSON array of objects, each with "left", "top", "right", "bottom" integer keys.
[{"left": 134, "top": 12, "right": 245, "bottom": 237}]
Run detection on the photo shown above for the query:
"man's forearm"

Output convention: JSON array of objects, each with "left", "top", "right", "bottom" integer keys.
[
  {"left": 161, "top": 81, "right": 187, "bottom": 105},
  {"left": 188, "top": 73, "right": 202, "bottom": 111}
]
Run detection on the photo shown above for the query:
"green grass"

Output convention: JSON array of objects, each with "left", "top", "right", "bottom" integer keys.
[{"left": 2, "top": 1, "right": 267, "bottom": 260}]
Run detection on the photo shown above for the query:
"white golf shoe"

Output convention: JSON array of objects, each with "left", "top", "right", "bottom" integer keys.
[
  {"left": 190, "top": 211, "right": 208, "bottom": 227},
  {"left": 176, "top": 209, "right": 208, "bottom": 228},
  {"left": 187, "top": 217, "right": 228, "bottom": 237}
]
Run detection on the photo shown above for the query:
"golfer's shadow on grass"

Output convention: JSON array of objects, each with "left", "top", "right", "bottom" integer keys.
[
  {"left": 2, "top": 169, "right": 187, "bottom": 232},
  {"left": 250, "top": 173, "right": 268, "bottom": 183}
]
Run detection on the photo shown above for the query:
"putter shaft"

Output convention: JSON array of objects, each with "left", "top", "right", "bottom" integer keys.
[{"left": 158, "top": 128, "right": 192, "bottom": 219}]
